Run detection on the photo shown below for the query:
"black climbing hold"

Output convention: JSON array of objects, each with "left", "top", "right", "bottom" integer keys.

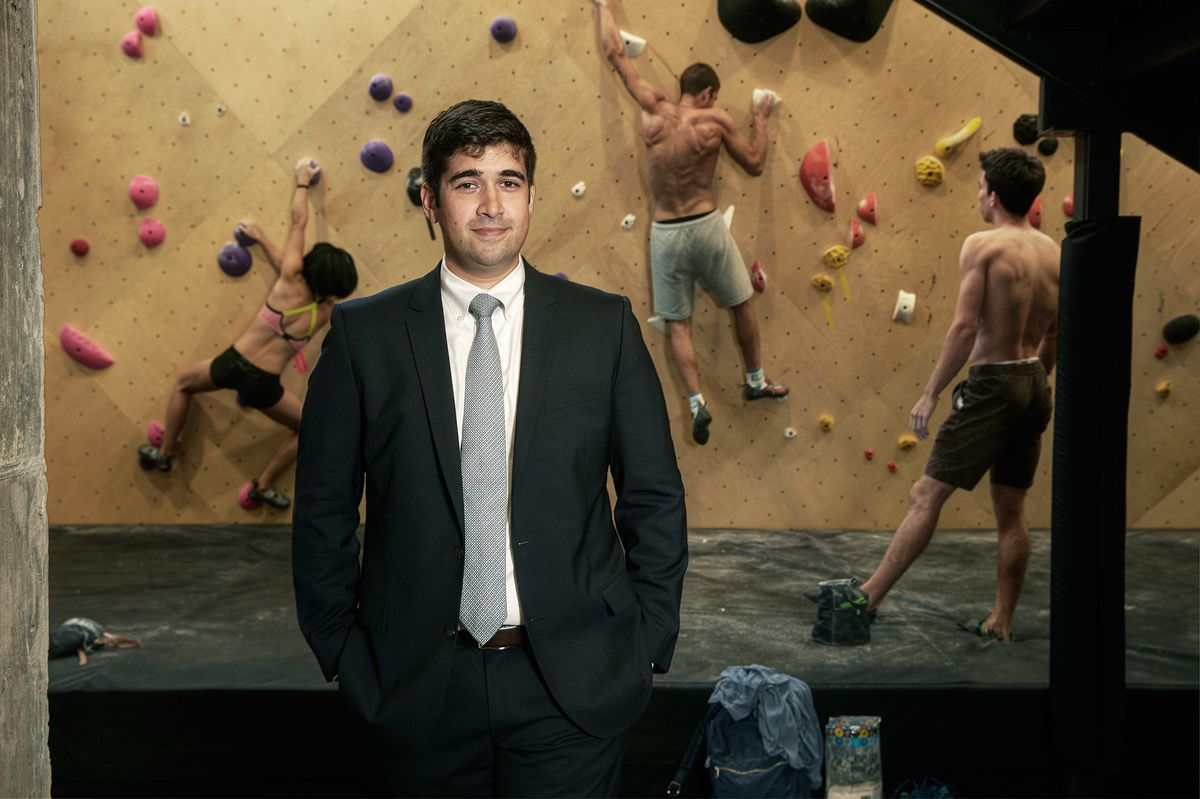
[
  {"left": 717, "top": 0, "right": 802, "bottom": 44},
  {"left": 805, "top": 0, "right": 893, "bottom": 43},
  {"left": 1013, "top": 113, "right": 1040, "bottom": 145},
  {"left": 1163, "top": 314, "right": 1200, "bottom": 345}
]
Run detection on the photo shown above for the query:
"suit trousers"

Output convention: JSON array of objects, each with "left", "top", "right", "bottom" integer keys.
[{"left": 382, "top": 642, "right": 624, "bottom": 797}]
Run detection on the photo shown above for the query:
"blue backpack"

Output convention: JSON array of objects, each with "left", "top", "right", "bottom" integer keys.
[{"left": 670, "top": 704, "right": 813, "bottom": 798}]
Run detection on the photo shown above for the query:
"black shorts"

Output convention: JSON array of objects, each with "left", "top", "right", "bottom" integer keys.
[
  {"left": 925, "top": 359, "right": 1053, "bottom": 490},
  {"left": 210, "top": 346, "right": 285, "bottom": 409}
]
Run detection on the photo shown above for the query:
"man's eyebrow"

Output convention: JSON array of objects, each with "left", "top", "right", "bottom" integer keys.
[{"left": 447, "top": 168, "right": 527, "bottom": 182}]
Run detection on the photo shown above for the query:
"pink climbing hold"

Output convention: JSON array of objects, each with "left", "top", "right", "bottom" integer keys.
[
  {"left": 1154, "top": 343, "right": 1169, "bottom": 360},
  {"left": 70, "top": 238, "right": 90, "bottom": 256},
  {"left": 129, "top": 175, "right": 159, "bottom": 209},
  {"left": 1063, "top": 191, "right": 1074, "bottom": 218},
  {"left": 799, "top": 140, "right": 836, "bottom": 213},
  {"left": 1027, "top": 194, "right": 1043, "bottom": 229},
  {"left": 60, "top": 324, "right": 115, "bottom": 370},
  {"left": 147, "top": 420, "right": 165, "bottom": 448},
  {"left": 139, "top": 218, "right": 166, "bottom": 247},
  {"left": 849, "top": 217, "right": 865, "bottom": 249},
  {"left": 238, "top": 483, "right": 263, "bottom": 511},
  {"left": 749, "top": 260, "right": 767, "bottom": 293},
  {"left": 886, "top": 460, "right": 898, "bottom": 473},
  {"left": 135, "top": 6, "right": 159, "bottom": 36},
  {"left": 120, "top": 30, "right": 144, "bottom": 58},
  {"left": 864, "top": 448, "right": 874, "bottom": 461}
]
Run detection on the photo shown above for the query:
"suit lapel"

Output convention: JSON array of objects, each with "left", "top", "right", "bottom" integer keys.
[
  {"left": 406, "top": 265, "right": 465, "bottom": 533},
  {"left": 512, "top": 264, "right": 559, "bottom": 496}
]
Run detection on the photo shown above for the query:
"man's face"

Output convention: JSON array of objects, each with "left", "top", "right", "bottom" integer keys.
[
  {"left": 978, "top": 172, "right": 995, "bottom": 223},
  {"left": 421, "top": 144, "right": 534, "bottom": 286}
]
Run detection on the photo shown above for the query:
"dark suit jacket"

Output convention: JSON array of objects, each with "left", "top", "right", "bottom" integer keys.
[{"left": 292, "top": 262, "right": 687, "bottom": 744}]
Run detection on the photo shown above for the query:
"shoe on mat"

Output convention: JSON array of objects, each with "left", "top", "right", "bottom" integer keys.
[
  {"left": 137, "top": 444, "right": 172, "bottom": 472},
  {"left": 743, "top": 379, "right": 789, "bottom": 401},
  {"left": 248, "top": 480, "right": 291, "bottom": 510},
  {"left": 692, "top": 403, "right": 713, "bottom": 445},
  {"left": 804, "top": 578, "right": 877, "bottom": 623}
]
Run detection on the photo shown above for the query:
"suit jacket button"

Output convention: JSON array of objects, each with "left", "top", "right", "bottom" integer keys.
[
  {"left": 443, "top": 625, "right": 457, "bottom": 640},
  {"left": 453, "top": 544, "right": 464, "bottom": 560}
]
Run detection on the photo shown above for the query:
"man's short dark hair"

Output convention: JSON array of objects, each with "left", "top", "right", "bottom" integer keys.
[
  {"left": 421, "top": 99, "right": 536, "bottom": 204},
  {"left": 979, "top": 148, "right": 1045, "bottom": 216},
  {"left": 680, "top": 63, "right": 720, "bottom": 98}
]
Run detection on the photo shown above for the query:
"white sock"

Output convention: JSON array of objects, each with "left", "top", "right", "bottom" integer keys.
[
  {"left": 688, "top": 392, "right": 706, "bottom": 417},
  {"left": 746, "top": 368, "right": 765, "bottom": 389}
]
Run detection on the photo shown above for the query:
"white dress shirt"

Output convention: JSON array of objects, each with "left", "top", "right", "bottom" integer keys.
[{"left": 440, "top": 258, "right": 526, "bottom": 627}]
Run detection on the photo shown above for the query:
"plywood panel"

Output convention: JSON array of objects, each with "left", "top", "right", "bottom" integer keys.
[{"left": 38, "top": 1, "right": 1197, "bottom": 528}]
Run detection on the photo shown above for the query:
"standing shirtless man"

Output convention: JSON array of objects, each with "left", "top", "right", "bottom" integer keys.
[
  {"left": 829, "top": 148, "right": 1060, "bottom": 642},
  {"left": 595, "top": 0, "right": 788, "bottom": 446}
]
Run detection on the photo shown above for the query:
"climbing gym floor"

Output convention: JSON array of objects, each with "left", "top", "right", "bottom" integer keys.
[{"left": 48, "top": 525, "right": 1199, "bottom": 797}]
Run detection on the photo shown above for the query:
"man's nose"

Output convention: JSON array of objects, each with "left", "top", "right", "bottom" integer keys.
[{"left": 478, "top": 185, "right": 503, "bottom": 217}]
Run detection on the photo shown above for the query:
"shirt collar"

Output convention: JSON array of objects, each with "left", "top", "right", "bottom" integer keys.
[{"left": 440, "top": 256, "right": 525, "bottom": 323}]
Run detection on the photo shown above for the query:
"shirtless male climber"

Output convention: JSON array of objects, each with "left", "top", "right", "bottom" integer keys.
[
  {"left": 594, "top": 0, "right": 788, "bottom": 446},
  {"left": 811, "top": 148, "right": 1060, "bottom": 642}
]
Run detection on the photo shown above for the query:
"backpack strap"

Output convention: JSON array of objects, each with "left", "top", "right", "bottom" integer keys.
[{"left": 667, "top": 704, "right": 720, "bottom": 796}]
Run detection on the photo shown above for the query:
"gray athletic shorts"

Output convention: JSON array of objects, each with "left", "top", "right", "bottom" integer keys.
[
  {"left": 650, "top": 210, "right": 754, "bottom": 320},
  {"left": 925, "top": 359, "right": 1054, "bottom": 490}
]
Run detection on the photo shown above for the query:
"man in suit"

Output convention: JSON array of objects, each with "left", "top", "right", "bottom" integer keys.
[{"left": 292, "top": 99, "right": 688, "bottom": 797}]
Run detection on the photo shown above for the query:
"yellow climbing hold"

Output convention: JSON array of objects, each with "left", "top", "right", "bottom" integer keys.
[
  {"left": 934, "top": 116, "right": 982, "bottom": 158},
  {"left": 812, "top": 273, "right": 834, "bottom": 327},
  {"left": 1155, "top": 379, "right": 1172, "bottom": 398},
  {"left": 898, "top": 433, "right": 918, "bottom": 450},
  {"left": 819, "top": 414, "right": 835, "bottom": 432},
  {"left": 915, "top": 155, "right": 945, "bottom": 187}
]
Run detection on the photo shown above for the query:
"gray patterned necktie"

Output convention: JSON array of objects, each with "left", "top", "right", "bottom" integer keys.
[{"left": 459, "top": 293, "right": 507, "bottom": 644}]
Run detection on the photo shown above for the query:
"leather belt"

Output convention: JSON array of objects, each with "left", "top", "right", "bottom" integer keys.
[{"left": 456, "top": 625, "right": 527, "bottom": 650}]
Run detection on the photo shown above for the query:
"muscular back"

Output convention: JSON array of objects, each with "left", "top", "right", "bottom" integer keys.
[
  {"left": 968, "top": 226, "right": 1061, "bottom": 365},
  {"left": 642, "top": 104, "right": 728, "bottom": 220}
]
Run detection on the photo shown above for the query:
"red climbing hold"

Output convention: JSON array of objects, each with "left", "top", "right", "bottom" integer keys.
[
  {"left": 1155, "top": 343, "right": 1169, "bottom": 360},
  {"left": 849, "top": 217, "right": 865, "bottom": 249},
  {"left": 799, "top": 139, "right": 836, "bottom": 213},
  {"left": 1027, "top": 195, "right": 1043, "bottom": 229},
  {"left": 856, "top": 192, "right": 877, "bottom": 225},
  {"left": 750, "top": 260, "right": 767, "bottom": 293},
  {"left": 70, "top": 238, "right": 90, "bottom": 256},
  {"left": 1063, "top": 191, "right": 1074, "bottom": 218}
]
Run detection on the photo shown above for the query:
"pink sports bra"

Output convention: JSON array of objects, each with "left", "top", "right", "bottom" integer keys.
[{"left": 257, "top": 301, "right": 319, "bottom": 353}]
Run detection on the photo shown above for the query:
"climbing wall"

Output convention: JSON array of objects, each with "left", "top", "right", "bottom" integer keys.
[{"left": 38, "top": 1, "right": 1198, "bottom": 528}]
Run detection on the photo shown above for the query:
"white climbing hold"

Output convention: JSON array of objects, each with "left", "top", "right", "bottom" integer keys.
[
  {"left": 893, "top": 290, "right": 916, "bottom": 323},
  {"left": 620, "top": 29, "right": 646, "bottom": 58}
]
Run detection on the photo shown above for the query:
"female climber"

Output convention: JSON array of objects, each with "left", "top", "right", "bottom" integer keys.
[{"left": 137, "top": 158, "right": 357, "bottom": 510}]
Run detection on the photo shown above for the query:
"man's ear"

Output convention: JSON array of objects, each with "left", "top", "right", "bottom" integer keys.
[
  {"left": 420, "top": 182, "right": 438, "bottom": 224},
  {"left": 528, "top": 183, "right": 536, "bottom": 212}
]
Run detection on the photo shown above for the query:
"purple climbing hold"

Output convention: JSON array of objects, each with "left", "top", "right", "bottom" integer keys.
[
  {"left": 368, "top": 74, "right": 393, "bottom": 101},
  {"left": 360, "top": 139, "right": 394, "bottom": 173},
  {"left": 491, "top": 15, "right": 518, "bottom": 43},
  {"left": 554, "top": 272, "right": 570, "bottom": 281},
  {"left": 218, "top": 243, "right": 252, "bottom": 277},
  {"left": 394, "top": 92, "right": 413, "bottom": 113},
  {"left": 234, "top": 225, "right": 257, "bottom": 247}
]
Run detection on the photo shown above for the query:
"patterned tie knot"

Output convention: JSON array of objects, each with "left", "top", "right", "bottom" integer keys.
[{"left": 469, "top": 293, "right": 502, "bottom": 321}]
